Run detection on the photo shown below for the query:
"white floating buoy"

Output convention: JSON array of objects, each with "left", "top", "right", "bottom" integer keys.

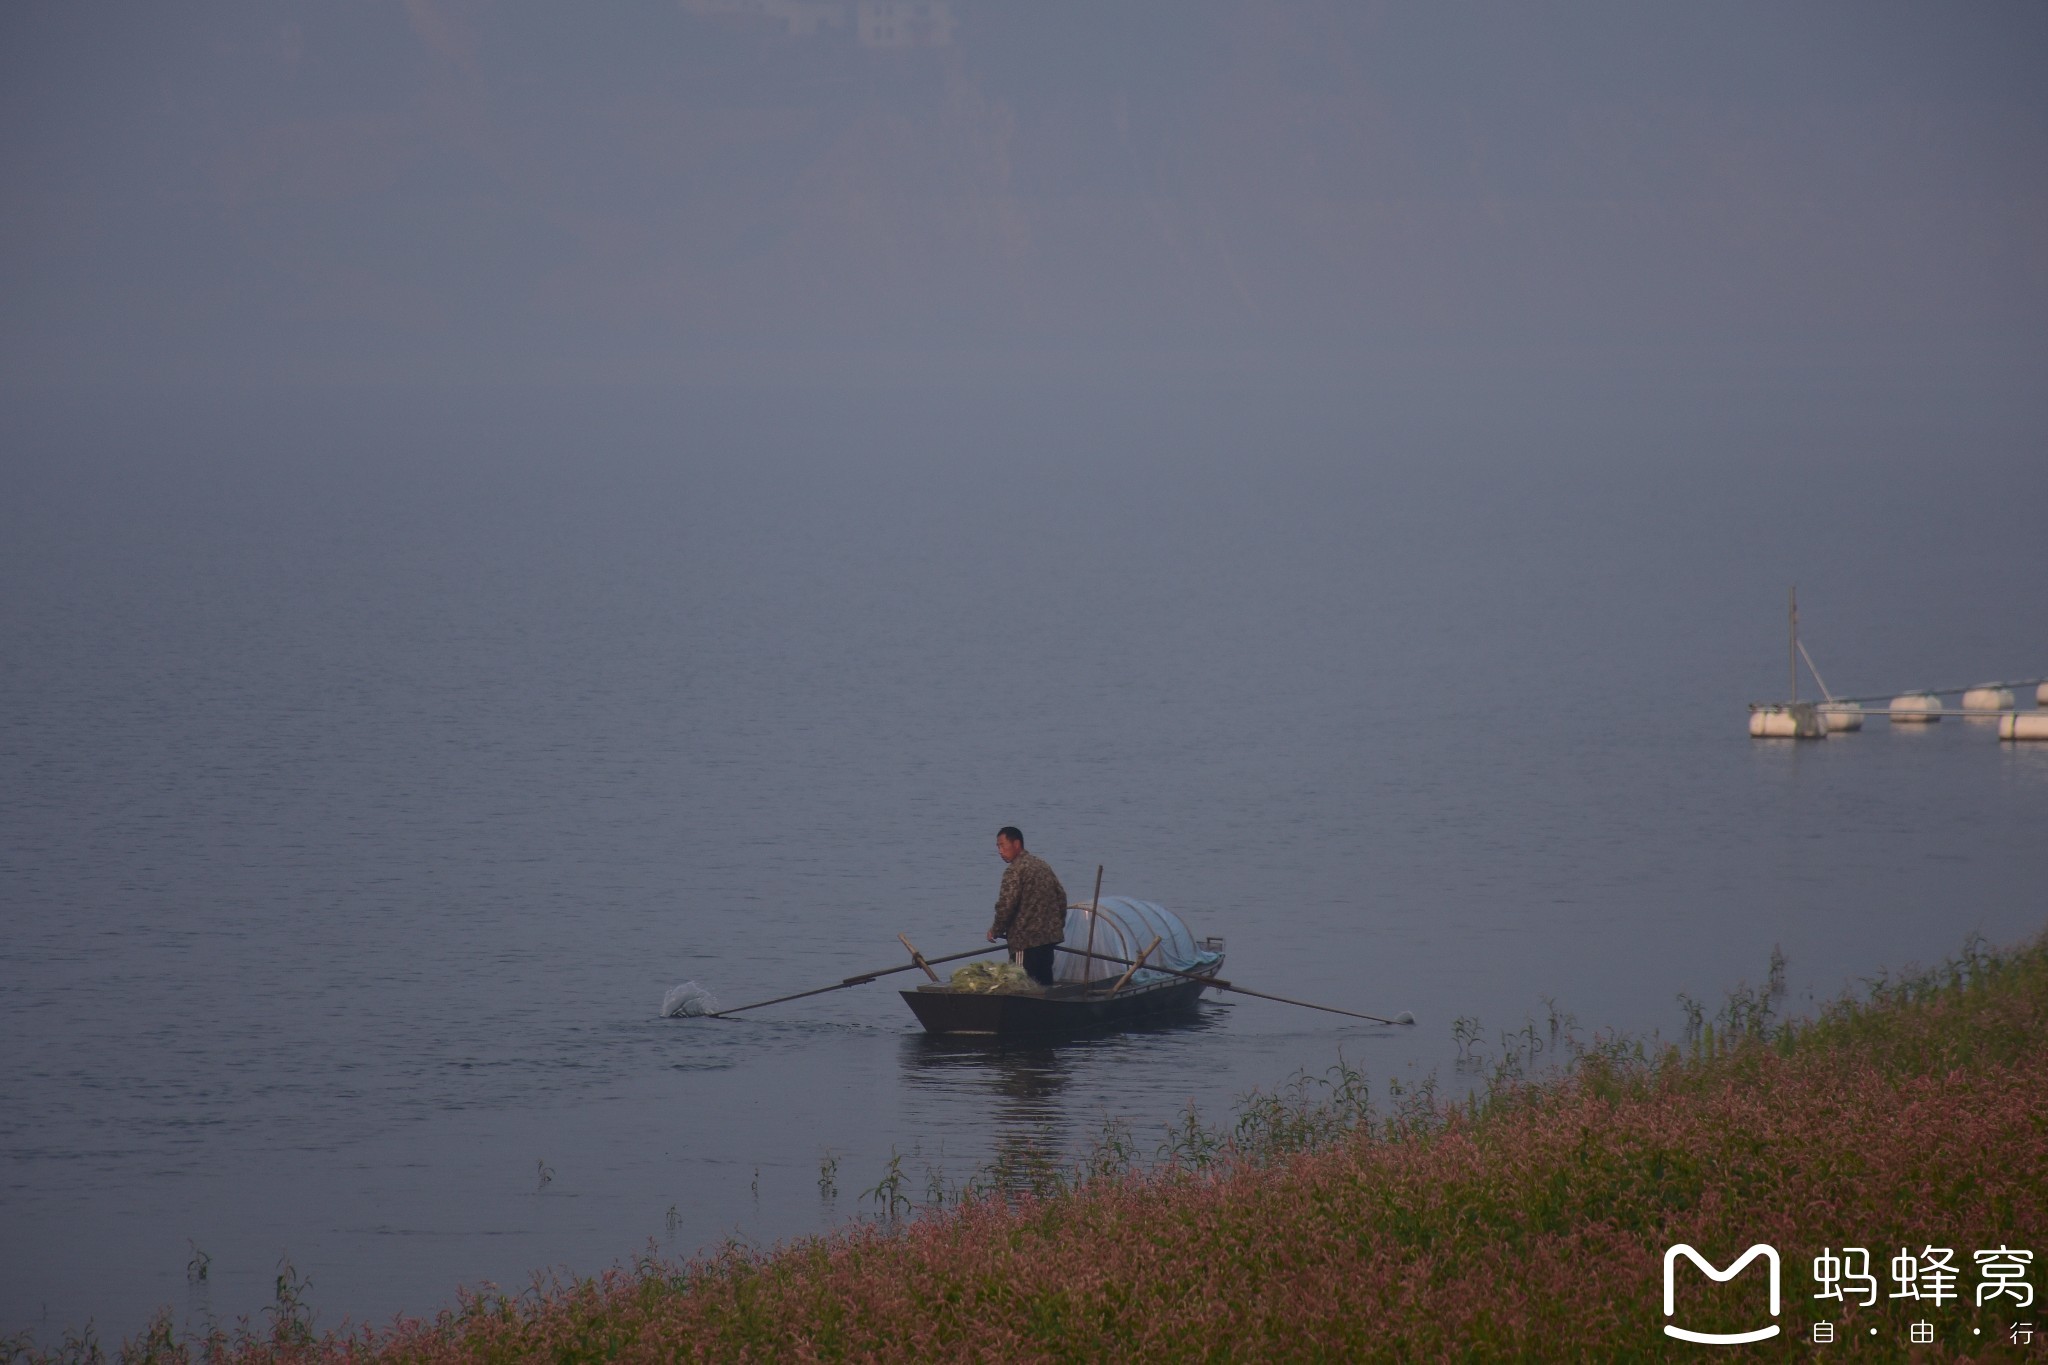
[
  {"left": 1750, "top": 703, "right": 1826, "bottom": 738},
  {"left": 1961, "top": 685, "right": 2014, "bottom": 718},
  {"left": 1819, "top": 702, "right": 1863, "bottom": 733},
  {"left": 1889, "top": 693, "right": 1942, "bottom": 724},
  {"left": 2001, "top": 714, "right": 2048, "bottom": 742}
]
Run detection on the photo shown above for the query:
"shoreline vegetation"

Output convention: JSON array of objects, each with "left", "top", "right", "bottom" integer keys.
[{"left": 16, "top": 927, "right": 2047, "bottom": 1363}]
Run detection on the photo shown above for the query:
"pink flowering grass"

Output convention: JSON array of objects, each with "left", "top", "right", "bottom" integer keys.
[{"left": 31, "top": 929, "right": 2048, "bottom": 1363}]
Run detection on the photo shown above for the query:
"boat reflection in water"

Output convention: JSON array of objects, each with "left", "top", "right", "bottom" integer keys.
[{"left": 897, "top": 1006, "right": 1230, "bottom": 1196}]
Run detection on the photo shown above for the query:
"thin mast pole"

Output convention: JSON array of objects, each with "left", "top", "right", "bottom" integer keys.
[
  {"left": 1082, "top": 865, "right": 1103, "bottom": 986},
  {"left": 1789, "top": 585, "right": 1798, "bottom": 703}
]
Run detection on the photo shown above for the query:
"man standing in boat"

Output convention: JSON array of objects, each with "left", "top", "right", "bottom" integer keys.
[{"left": 987, "top": 826, "right": 1067, "bottom": 987}]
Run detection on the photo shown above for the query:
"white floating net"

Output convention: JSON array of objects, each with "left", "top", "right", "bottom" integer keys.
[{"left": 661, "top": 981, "right": 722, "bottom": 1017}]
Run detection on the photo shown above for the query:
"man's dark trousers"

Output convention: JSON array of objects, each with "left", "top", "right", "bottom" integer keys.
[{"left": 1020, "top": 944, "right": 1057, "bottom": 986}]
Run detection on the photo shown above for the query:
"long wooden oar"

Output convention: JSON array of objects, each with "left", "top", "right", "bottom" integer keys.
[
  {"left": 708, "top": 945, "right": 998, "bottom": 1018},
  {"left": 1055, "top": 945, "right": 1411, "bottom": 1026}
]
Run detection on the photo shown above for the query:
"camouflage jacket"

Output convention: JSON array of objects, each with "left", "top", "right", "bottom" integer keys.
[{"left": 989, "top": 851, "right": 1068, "bottom": 951}]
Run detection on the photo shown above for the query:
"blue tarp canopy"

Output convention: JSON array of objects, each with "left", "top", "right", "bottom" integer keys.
[{"left": 1052, "top": 896, "right": 1220, "bottom": 986}]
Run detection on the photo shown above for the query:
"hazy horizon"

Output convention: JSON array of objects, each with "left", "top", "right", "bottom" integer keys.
[{"left": 4, "top": 1, "right": 2044, "bottom": 400}]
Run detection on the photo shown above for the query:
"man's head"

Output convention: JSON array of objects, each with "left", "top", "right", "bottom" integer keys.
[{"left": 996, "top": 827, "right": 1025, "bottom": 862}]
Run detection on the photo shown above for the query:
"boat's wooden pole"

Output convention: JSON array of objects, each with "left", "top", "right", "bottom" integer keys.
[
  {"left": 708, "top": 945, "right": 996, "bottom": 1018},
  {"left": 1110, "top": 936, "right": 1161, "bottom": 994},
  {"left": 1082, "top": 865, "right": 1103, "bottom": 986},
  {"left": 1055, "top": 945, "right": 1409, "bottom": 1025},
  {"left": 898, "top": 933, "right": 940, "bottom": 982}
]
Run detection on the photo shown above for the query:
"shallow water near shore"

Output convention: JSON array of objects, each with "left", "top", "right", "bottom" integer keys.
[{"left": 3, "top": 385, "right": 2045, "bottom": 1342}]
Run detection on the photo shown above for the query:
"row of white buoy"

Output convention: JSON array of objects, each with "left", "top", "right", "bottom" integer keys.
[
  {"left": 1746, "top": 590, "right": 2048, "bottom": 741},
  {"left": 1750, "top": 684, "right": 2048, "bottom": 740},
  {"left": 1882, "top": 683, "right": 2048, "bottom": 738}
]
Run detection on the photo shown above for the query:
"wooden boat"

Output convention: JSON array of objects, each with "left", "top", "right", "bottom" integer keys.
[
  {"left": 900, "top": 897, "right": 1225, "bottom": 1037},
  {"left": 901, "top": 966, "right": 1220, "bottom": 1036},
  {"left": 707, "top": 896, "right": 1396, "bottom": 1032}
]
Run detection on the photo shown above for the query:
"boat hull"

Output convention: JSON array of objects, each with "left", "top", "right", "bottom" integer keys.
[{"left": 900, "top": 972, "right": 1212, "bottom": 1036}]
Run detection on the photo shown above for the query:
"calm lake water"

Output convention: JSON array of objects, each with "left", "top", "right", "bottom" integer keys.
[{"left": 4, "top": 383, "right": 2045, "bottom": 1341}]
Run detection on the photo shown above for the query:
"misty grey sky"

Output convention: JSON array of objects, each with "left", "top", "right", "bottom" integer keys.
[{"left": 3, "top": 1, "right": 2044, "bottom": 392}]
